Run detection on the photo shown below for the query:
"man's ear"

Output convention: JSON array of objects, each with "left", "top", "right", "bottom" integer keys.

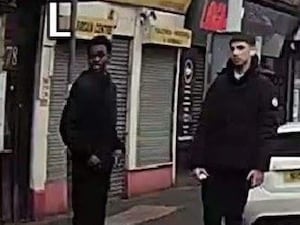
[{"left": 250, "top": 46, "right": 257, "bottom": 56}]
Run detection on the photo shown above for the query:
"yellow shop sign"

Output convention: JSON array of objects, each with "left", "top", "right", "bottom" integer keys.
[
  {"left": 75, "top": 16, "right": 117, "bottom": 39},
  {"left": 144, "top": 26, "right": 192, "bottom": 48},
  {"left": 103, "top": 0, "right": 191, "bottom": 14}
]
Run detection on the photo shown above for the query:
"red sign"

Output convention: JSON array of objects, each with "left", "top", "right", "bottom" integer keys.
[{"left": 200, "top": 0, "right": 228, "bottom": 32}]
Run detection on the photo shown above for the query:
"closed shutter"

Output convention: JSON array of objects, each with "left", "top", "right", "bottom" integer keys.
[
  {"left": 137, "top": 46, "right": 177, "bottom": 166},
  {"left": 47, "top": 37, "right": 130, "bottom": 197},
  {"left": 47, "top": 43, "right": 68, "bottom": 181},
  {"left": 108, "top": 38, "right": 130, "bottom": 196}
]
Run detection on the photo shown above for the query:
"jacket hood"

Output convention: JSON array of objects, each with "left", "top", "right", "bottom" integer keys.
[
  {"left": 218, "top": 55, "right": 260, "bottom": 75},
  {"left": 218, "top": 55, "right": 260, "bottom": 85}
]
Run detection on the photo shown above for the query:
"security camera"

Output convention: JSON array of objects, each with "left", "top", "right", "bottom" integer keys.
[
  {"left": 140, "top": 12, "right": 147, "bottom": 25},
  {"left": 139, "top": 10, "right": 157, "bottom": 25},
  {"left": 149, "top": 11, "right": 157, "bottom": 20}
]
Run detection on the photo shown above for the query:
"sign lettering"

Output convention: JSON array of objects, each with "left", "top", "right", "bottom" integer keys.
[
  {"left": 75, "top": 17, "right": 117, "bottom": 38},
  {"left": 3, "top": 45, "right": 18, "bottom": 71},
  {"left": 144, "top": 26, "right": 192, "bottom": 48},
  {"left": 77, "top": 20, "right": 94, "bottom": 33}
]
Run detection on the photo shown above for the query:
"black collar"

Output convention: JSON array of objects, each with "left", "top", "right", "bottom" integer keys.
[{"left": 221, "top": 56, "right": 259, "bottom": 86}]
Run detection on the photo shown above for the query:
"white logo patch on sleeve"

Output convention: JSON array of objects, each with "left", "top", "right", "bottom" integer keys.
[{"left": 272, "top": 97, "right": 278, "bottom": 107}]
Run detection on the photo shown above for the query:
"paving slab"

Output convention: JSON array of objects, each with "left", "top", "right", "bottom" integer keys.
[{"left": 106, "top": 205, "right": 180, "bottom": 225}]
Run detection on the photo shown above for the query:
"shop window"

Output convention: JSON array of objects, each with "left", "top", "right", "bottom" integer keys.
[{"left": 292, "top": 60, "right": 300, "bottom": 122}]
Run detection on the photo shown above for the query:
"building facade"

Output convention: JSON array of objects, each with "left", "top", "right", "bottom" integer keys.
[
  {"left": 29, "top": 0, "right": 192, "bottom": 220},
  {"left": 2, "top": 0, "right": 299, "bottom": 223},
  {"left": 0, "top": 0, "right": 44, "bottom": 222}
]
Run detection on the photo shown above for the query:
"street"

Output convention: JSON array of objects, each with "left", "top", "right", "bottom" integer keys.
[
  {"left": 11, "top": 182, "right": 300, "bottom": 225},
  {"left": 19, "top": 185, "right": 204, "bottom": 225},
  {"left": 106, "top": 186, "right": 203, "bottom": 225}
]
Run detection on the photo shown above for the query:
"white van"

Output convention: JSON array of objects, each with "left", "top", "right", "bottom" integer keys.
[{"left": 244, "top": 122, "right": 300, "bottom": 225}]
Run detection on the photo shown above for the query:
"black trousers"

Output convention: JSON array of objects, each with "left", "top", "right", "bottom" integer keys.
[
  {"left": 201, "top": 170, "right": 250, "bottom": 225},
  {"left": 72, "top": 160, "right": 112, "bottom": 225}
]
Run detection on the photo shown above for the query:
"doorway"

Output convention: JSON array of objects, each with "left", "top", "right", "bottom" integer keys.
[{"left": 0, "top": 2, "right": 43, "bottom": 222}]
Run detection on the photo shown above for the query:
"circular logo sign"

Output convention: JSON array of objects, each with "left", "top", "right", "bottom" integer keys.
[{"left": 184, "top": 59, "right": 194, "bottom": 84}]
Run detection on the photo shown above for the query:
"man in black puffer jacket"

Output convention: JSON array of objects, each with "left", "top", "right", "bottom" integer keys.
[
  {"left": 60, "top": 36, "right": 125, "bottom": 225},
  {"left": 190, "top": 34, "right": 279, "bottom": 225}
]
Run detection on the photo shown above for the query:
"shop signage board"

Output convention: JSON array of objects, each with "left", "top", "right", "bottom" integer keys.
[
  {"left": 143, "top": 25, "right": 192, "bottom": 48},
  {"left": 75, "top": 16, "right": 117, "bottom": 39},
  {"left": 102, "top": 0, "right": 192, "bottom": 13}
]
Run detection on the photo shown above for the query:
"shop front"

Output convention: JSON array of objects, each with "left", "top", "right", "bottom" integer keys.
[
  {"left": 53, "top": 5, "right": 135, "bottom": 196},
  {"left": 30, "top": 1, "right": 136, "bottom": 219},
  {"left": 126, "top": 10, "right": 192, "bottom": 196},
  {"left": 30, "top": 0, "right": 193, "bottom": 219}
]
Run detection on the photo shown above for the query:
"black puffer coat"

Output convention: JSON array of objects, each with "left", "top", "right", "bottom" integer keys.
[
  {"left": 59, "top": 70, "right": 123, "bottom": 169},
  {"left": 190, "top": 57, "right": 279, "bottom": 172}
]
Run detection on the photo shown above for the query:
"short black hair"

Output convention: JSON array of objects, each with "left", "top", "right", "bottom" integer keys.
[
  {"left": 229, "top": 33, "right": 256, "bottom": 47},
  {"left": 87, "top": 35, "right": 112, "bottom": 55}
]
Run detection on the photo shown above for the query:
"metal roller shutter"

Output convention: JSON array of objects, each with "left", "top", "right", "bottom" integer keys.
[
  {"left": 137, "top": 46, "right": 177, "bottom": 166},
  {"left": 47, "top": 43, "right": 68, "bottom": 181},
  {"left": 108, "top": 38, "right": 130, "bottom": 196},
  {"left": 47, "top": 37, "right": 130, "bottom": 197}
]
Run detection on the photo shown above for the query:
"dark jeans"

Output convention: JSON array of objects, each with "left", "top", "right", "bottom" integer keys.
[
  {"left": 72, "top": 160, "right": 112, "bottom": 225},
  {"left": 201, "top": 170, "right": 250, "bottom": 225}
]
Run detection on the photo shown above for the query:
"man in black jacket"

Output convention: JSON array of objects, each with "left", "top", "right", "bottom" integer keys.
[
  {"left": 60, "top": 35, "right": 124, "bottom": 225},
  {"left": 190, "top": 34, "right": 279, "bottom": 225}
]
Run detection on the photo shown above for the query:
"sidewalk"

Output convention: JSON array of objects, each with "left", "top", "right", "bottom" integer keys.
[{"left": 15, "top": 185, "right": 204, "bottom": 225}]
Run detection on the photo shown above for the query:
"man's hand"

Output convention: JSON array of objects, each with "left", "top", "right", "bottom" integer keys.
[
  {"left": 247, "top": 169, "right": 264, "bottom": 188},
  {"left": 113, "top": 149, "right": 123, "bottom": 166},
  {"left": 192, "top": 168, "right": 209, "bottom": 181},
  {"left": 87, "top": 154, "right": 101, "bottom": 167}
]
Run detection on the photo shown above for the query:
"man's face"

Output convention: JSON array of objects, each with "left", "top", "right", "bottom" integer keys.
[
  {"left": 230, "top": 41, "right": 252, "bottom": 66},
  {"left": 88, "top": 44, "right": 108, "bottom": 72}
]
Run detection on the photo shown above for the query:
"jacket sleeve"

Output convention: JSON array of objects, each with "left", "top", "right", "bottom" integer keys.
[
  {"left": 111, "top": 84, "right": 125, "bottom": 153},
  {"left": 189, "top": 80, "right": 217, "bottom": 170},
  {"left": 59, "top": 81, "right": 93, "bottom": 159},
  {"left": 256, "top": 80, "right": 280, "bottom": 171},
  {"left": 59, "top": 84, "right": 76, "bottom": 148}
]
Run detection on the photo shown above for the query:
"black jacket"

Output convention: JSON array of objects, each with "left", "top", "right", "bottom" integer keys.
[
  {"left": 190, "top": 57, "right": 279, "bottom": 172},
  {"left": 59, "top": 70, "right": 124, "bottom": 164}
]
